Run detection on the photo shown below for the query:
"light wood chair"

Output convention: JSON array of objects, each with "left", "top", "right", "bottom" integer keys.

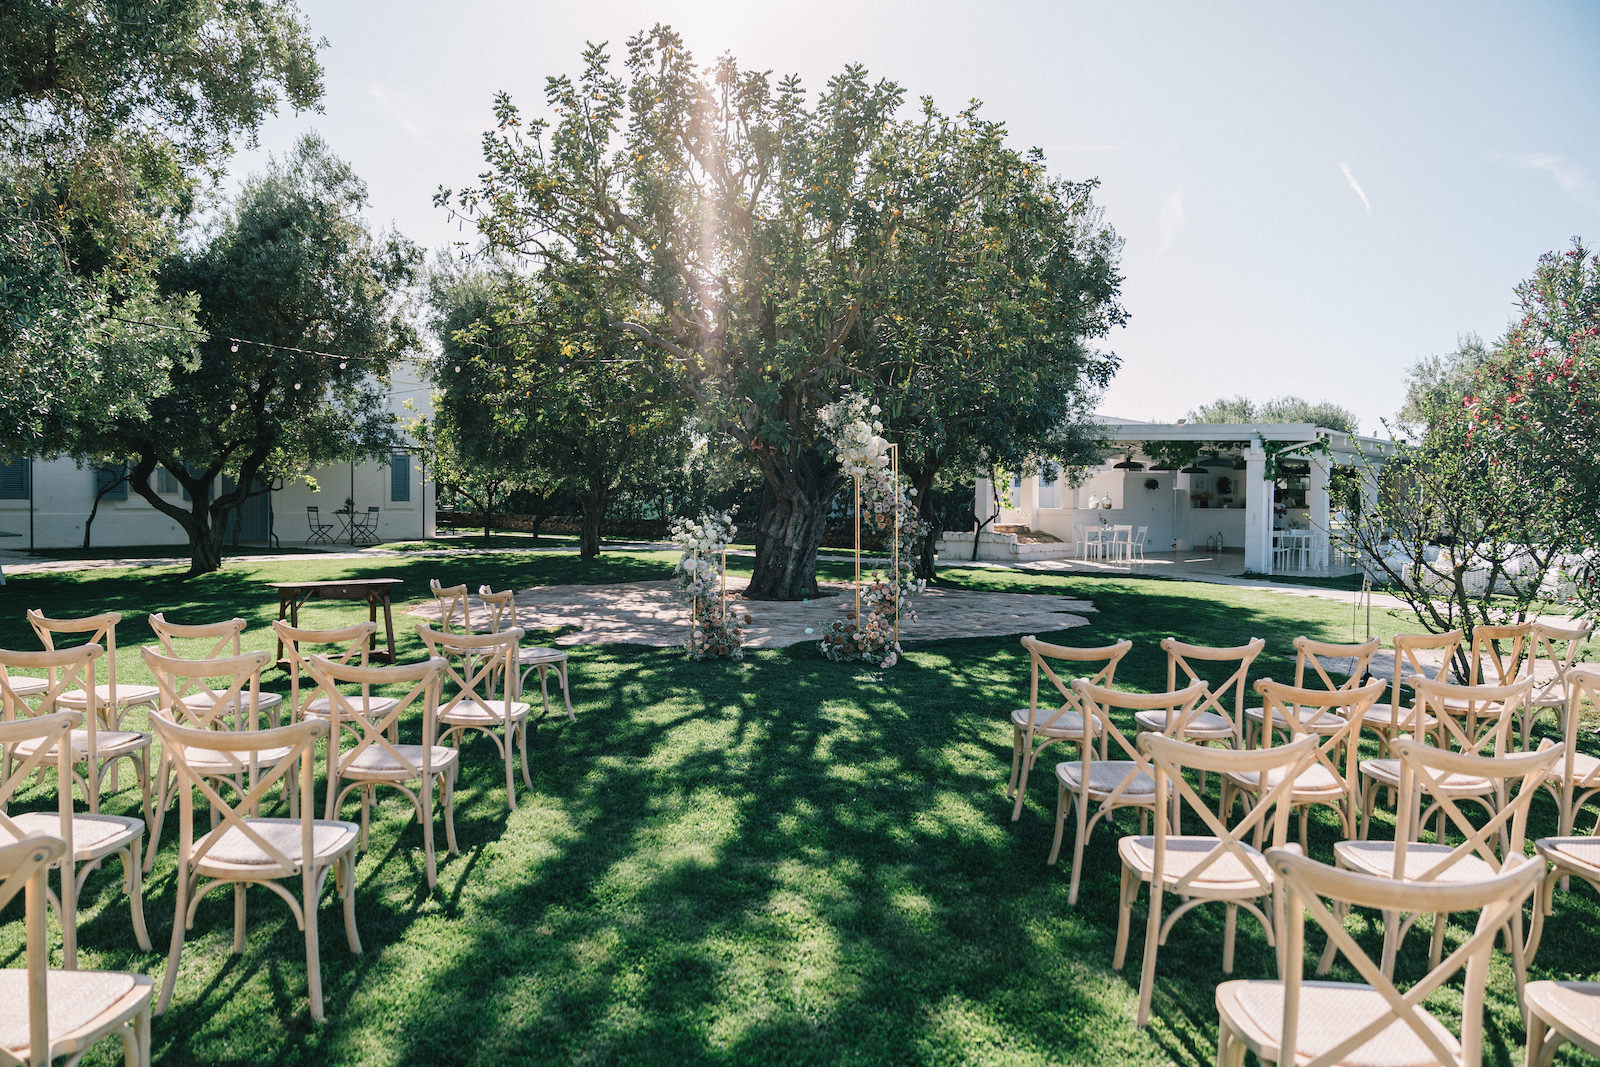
[
  {"left": 1137, "top": 637, "right": 1264, "bottom": 789},
  {"left": 24, "top": 611, "right": 156, "bottom": 804},
  {"left": 1324, "top": 739, "right": 1558, "bottom": 991},
  {"left": 1354, "top": 630, "right": 1461, "bottom": 749},
  {"left": 0, "top": 660, "right": 151, "bottom": 968},
  {"left": 417, "top": 624, "right": 531, "bottom": 811},
  {"left": 148, "top": 613, "right": 284, "bottom": 727},
  {"left": 477, "top": 586, "right": 575, "bottom": 722},
  {"left": 1521, "top": 620, "right": 1593, "bottom": 746},
  {"left": 149, "top": 712, "right": 360, "bottom": 1020},
  {"left": 1540, "top": 664, "right": 1600, "bottom": 846},
  {"left": 1223, "top": 678, "right": 1386, "bottom": 850},
  {"left": 1118, "top": 731, "right": 1318, "bottom": 1026},
  {"left": 271, "top": 620, "right": 390, "bottom": 726},
  {"left": 1355, "top": 677, "right": 1532, "bottom": 842},
  {"left": 1524, "top": 980, "right": 1600, "bottom": 1066},
  {"left": 308, "top": 654, "right": 458, "bottom": 889},
  {"left": 1047, "top": 678, "right": 1208, "bottom": 905},
  {"left": 429, "top": 579, "right": 473, "bottom": 634},
  {"left": 1216, "top": 848, "right": 1544, "bottom": 1067},
  {"left": 1242, "top": 636, "right": 1380, "bottom": 745},
  {"left": 1441, "top": 622, "right": 1533, "bottom": 738},
  {"left": 1007, "top": 636, "right": 1132, "bottom": 822},
  {"left": 0, "top": 834, "right": 154, "bottom": 1066}
]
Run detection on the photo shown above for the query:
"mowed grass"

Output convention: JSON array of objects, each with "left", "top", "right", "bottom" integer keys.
[{"left": 1, "top": 551, "right": 1595, "bottom": 1065}]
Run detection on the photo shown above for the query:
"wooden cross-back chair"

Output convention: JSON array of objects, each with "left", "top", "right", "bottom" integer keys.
[
  {"left": 416, "top": 623, "right": 531, "bottom": 811},
  {"left": 1522, "top": 620, "right": 1593, "bottom": 745},
  {"left": 307, "top": 654, "right": 458, "bottom": 890},
  {"left": 478, "top": 586, "right": 575, "bottom": 722},
  {"left": 148, "top": 613, "right": 284, "bottom": 727},
  {"left": 1355, "top": 676, "right": 1532, "bottom": 841},
  {"left": 1007, "top": 636, "right": 1132, "bottom": 822},
  {"left": 1224, "top": 678, "right": 1386, "bottom": 851},
  {"left": 0, "top": 702, "right": 151, "bottom": 969},
  {"left": 1047, "top": 678, "right": 1207, "bottom": 905},
  {"left": 26, "top": 610, "right": 158, "bottom": 801},
  {"left": 1527, "top": 666, "right": 1600, "bottom": 965},
  {"left": 0, "top": 834, "right": 154, "bottom": 1066},
  {"left": 1441, "top": 622, "right": 1533, "bottom": 737},
  {"left": 149, "top": 712, "right": 359, "bottom": 1020},
  {"left": 271, "top": 620, "right": 388, "bottom": 727},
  {"left": 1327, "top": 739, "right": 1558, "bottom": 992},
  {"left": 428, "top": 580, "right": 474, "bottom": 635},
  {"left": 1118, "top": 731, "right": 1318, "bottom": 1027},
  {"left": 1243, "top": 637, "right": 1380, "bottom": 745},
  {"left": 1356, "top": 630, "right": 1461, "bottom": 745},
  {"left": 1216, "top": 849, "right": 1543, "bottom": 1067},
  {"left": 1141, "top": 637, "right": 1264, "bottom": 791}
]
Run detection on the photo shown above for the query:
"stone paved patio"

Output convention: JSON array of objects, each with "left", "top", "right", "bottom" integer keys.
[{"left": 407, "top": 579, "right": 1095, "bottom": 648}]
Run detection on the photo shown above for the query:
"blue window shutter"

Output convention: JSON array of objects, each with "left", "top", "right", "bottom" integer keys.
[
  {"left": 390, "top": 454, "right": 411, "bottom": 502},
  {"left": 0, "top": 455, "right": 30, "bottom": 499},
  {"left": 95, "top": 465, "right": 128, "bottom": 500}
]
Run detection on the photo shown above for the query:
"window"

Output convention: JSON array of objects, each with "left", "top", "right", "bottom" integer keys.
[
  {"left": 0, "top": 454, "right": 29, "bottom": 500},
  {"left": 156, "top": 467, "right": 179, "bottom": 495},
  {"left": 95, "top": 465, "right": 128, "bottom": 501},
  {"left": 390, "top": 454, "right": 411, "bottom": 502}
]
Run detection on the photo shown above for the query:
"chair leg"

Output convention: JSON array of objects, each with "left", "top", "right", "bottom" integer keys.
[
  {"left": 558, "top": 662, "right": 575, "bottom": 721},
  {"left": 1011, "top": 739, "right": 1034, "bottom": 822},
  {"left": 1136, "top": 881, "right": 1163, "bottom": 1026},
  {"left": 1047, "top": 782, "right": 1070, "bottom": 866},
  {"left": 519, "top": 718, "right": 533, "bottom": 790},
  {"left": 423, "top": 774, "right": 437, "bottom": 890},
  {"left": 1007, "top": 726, "right": 1024, "bottom": 803},
  {"left": 1113, "top": 863, "right": 1137, "bottom": 969},
  {"left": 233, "top": 883, "right": 248, "bottom": 953},
  {"left": 1067, "top": 794, "right": 1091, "bottom": 905},
  {"left": 156, "top": 866, "right": 189, "bottom": 1016},
  {"left": 1223, "top": 903, "right": 1238, "bottom": 973},
  {"left": 126, "top": 842, "right": 151, "bottom": 951},
  {"left": 305, "top": 872, "right": 325, "bottom": 1021},
  {"left": 504, "top": 725, "right": 518, "bottom": 811},
  {"left": 342, "top": 854, "right": 362, "bottom": 954},
  {"left": 60, "top": 855, "right": 78, "bottom": 969},
  {"left": 443, "top": 767, "right": 459, "bottom": 854}
]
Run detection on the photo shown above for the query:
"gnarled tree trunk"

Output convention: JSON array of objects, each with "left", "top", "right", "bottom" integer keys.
[
  {"left": 579, "top": 483, "right": 607, "bottom": 559},
  {"left": 746, "top": 447, "right": 841, "bottom": 601}
]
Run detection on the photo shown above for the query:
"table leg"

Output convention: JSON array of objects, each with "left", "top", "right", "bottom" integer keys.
[
  {"left": 276, "top": 591, "right": 289, "bottom": 665},
  {"left": 380, "top": 594, "right": 397, "bottom": 665}
]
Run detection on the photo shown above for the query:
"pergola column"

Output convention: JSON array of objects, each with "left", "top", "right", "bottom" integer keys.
[
  {"left": 1016, "top": 473, "right": 1038, "bottom": 528},
  {"left": 1243, "top": 442, "right": 1274, "bottom": 574},
  {"left": 1307, "top": 457, "right": 1330, "bottom": 570},
  {"left": 974, "top": 475, "right": 996, "bottom": 532}
]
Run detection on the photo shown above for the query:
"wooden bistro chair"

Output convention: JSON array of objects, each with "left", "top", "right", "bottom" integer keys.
[
  {"left": 27, "top": 610, "right": 159, "bottom": 800},
  {"left": 1441, "top": 622, "right": 1533, "bottom": 739},
  {"left": 148, "top": 613, "right": 283, "bottom": 727},
  {"left": 1526, "top": 668, "right": 1600, "bottom": 964},
  {"left": 271, "top": 620, "right": 388, "bottom": 727},
  {"left": 0, "top": 703, "right": 151, "bottom": 968},
  {"left": 417, "top": 624, "right": 531, "bottom": 812},
  {"left": 1355, "top": 630, "right": 1461, "bottom": 754},
  {"left": 1242, "top": 636, "right": 1381, "bottom": 747},
  {"left": 1047, "top": 678, "right": 1208, "bottom": 905},
  {"left": 1324, "top": 739, "right": 1558, "bottom": 993},
  {"left": 1524, "top": 980, "right": 1600, "bottom": 1067},
  {"left": 0, "top": 835, "right": 154, "bottom": 1067},
  {"left": 1136, "top": 637, "right": 1264, "bottom": 789},
  {"left": 429, "top": 579, "right": 474, "bottom": 634},
  {"left": 1216, "top": 848, "right": 1544, "bottom": 1067},
  {"left": 149, "top": 713, "right": 359, "bottom": 1020},
  {"left": 1006, "top": 636, "right": 1132, "bottom": 822},
  {"left": 1118, "top": 731, "right": 1318, "bottom": 1027},
  {"left": 478, "top": 586, "right": 575, "bottom": 722},
  {"left": 1355, "top": 676, "right": 1532, "bottom": 843},
  {"left": 1521, "top": 620, "right": 1594, "bottom": 746},
  {"left": 307, "top": 654, "right": 458, "bottom": 889}
]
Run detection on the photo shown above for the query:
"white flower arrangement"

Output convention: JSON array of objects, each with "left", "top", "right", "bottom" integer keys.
[{"left": 669, "top": 511, "right": 749, "bottom": 660}]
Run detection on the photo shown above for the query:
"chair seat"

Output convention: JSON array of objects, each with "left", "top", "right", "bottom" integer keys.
[
  {"left": 195, "top": 817, "right": 358, "bottom": 872},
  {"left": 1334, "top": 840, "right": 1497, "bottom": 883},
  {"left": 2, "top": 675, "right": 49, "bottom": 698},
  {"left": 344, "top": 744, "right": 459, "bottom": 779},
  {"left": 12, "top": 729, "right": 150, "bottom": 761},
  {"left": 5, "top": 811, "right": 143, "bottom": 860},
  {"left": 1010, "top": 707, "right": 1105, "bottom": 739},
  {"left": 58, "top": 684, "right": 160, "bottom": 709},
  {"left": 1119, "top": 835, "right": 1271, "bottom": 894},
  {"left": 304, "top": 694, "right": 400, "bottom": 719},
  {"left": 1226, "top": 763, "right": 1342, "bottom": 798},
  {"left": 1358, "top": 758, "right": 1494, "bottom": 795},
  {"left": 1217, "top": 978, "right": 1461, "bottom": 1067},
  {"left": 180, "top": 689, "right": 284, "bottom": 717},
  {"left": 1132, "top": 708, "right": 1233, "bottom": 740},
  {"left": 0, "top": 969, "right": 153, "bottom": 1059},
  {"left": 1356, "top": 702, "right": 1437, "bottom": 731},
  {"left": 1537, "top": 837, "right": 1600, "bottom": 877},
  {"left": 1526, "top": 981, "right": 1600, "bottom": 1053},
  {"left": 179, "top": 742, "right": 296, "bottom": 776},
  {"left": 517, "top": 646, "right": 567, "bottom": 665},
  {"left": 440, "top": 698, "right": 530, "bottom": 726},
  {"left": 1056, "top": 759, "right": 1156, "bottom": 800},
  {"left": 1550, "top": 752, "right": 1600, "bottom": 787},
  {"left": 1242, "top": 704, "right": 1346, "bottom": 735}
]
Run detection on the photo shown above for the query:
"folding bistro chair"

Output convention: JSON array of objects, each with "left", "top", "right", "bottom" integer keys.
[{"left": 306, "top": 506, "right": 335, "bottom": 545}]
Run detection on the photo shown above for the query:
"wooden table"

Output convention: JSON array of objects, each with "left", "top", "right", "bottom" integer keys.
[{"left": 269, "top": 577, "right": 404, "bottom": 668}]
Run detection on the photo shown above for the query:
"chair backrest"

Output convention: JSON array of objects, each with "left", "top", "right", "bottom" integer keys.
[
  {"left": 1071, "top": 679, "right": 1209, "bottom": 804},
  {"left": 0, "top": 712, "right": 78, "bottom": 850},
  {"left": 1141, "top": 731, "right": 1318, "bottom": 897},
  {"left": 429, "top": 579, "right": 472, "bottom": 635},
  {"left": 0, "top": 645, "right": 101, "bottom": 766},
  {"left": 271, "top": 620, "right": 378, "bottom": 720},
  {"left": 1292, "top": 636, "right": 1381, "bottom": 692},
  {"left": 1133, "top": 526, "right": 1148, "bottom": 546},
  {"left": 306, "top": 655, "right": 446, "bottom": 786},
  {"left": 141, "top": 647, "right": 268, "bottom": 731},
  {"left": 1531, "top": 621, "right": 1593, "bottom": 704},
  {"left": 150, "top": 713, "right": 325, "bottom": 878},
  {"left": 1411, "top": 676, "right": 1533, "bottom": 759},
  {"left": 1466, "top": 622, "right": 1533, "bottom": 687},
  {"left": 1254, "top": 678, "right": 1386, "bottom": 798},
  {"left": 476, "top": 587, "right": 523, "bottom": 635},
  {"left": 1389, "top": 739, "right": 1560, "bottom": 881},
  {"left": 1559, "top": 666, "right": 1600, "bottom": 789},
  {"left": 1017, "top": 635, "right": 1133, "bottom": 735},
  {"left": 148, "top": 613, "right": 246, "bottom": 660},
  {"left": 416, "top": 623, "right": 523, "bottom": 717},
  {"left": 0, "top": 834, "right": 70, "bottom": 1066},
  {"left": 1268, "top": 847, "right": 1543, "bottom": 1067},
  {"left": 1162, "top": 636, "right": 1265, "bottom": 744},
  {"left": 27, "top": 610, "right": 122, "bottom": 702},
  {"left": 307, "top": 505, "right": 324, "bottom": 522}
]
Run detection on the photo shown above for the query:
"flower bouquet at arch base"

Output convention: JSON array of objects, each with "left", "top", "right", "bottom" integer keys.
[{"left": 671, "top": 511, "right": 751, "bottom": 661}]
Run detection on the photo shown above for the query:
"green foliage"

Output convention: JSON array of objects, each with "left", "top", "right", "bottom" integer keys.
[
  {"left": 445, "top": 27, "right": 1124, "bottom": 597},
  {"left": 1186, "top": 394, "right": 1361, "bottom": 434},
  {"left": 1396, "top": 334, "right": 1491, "bottom": 432}
]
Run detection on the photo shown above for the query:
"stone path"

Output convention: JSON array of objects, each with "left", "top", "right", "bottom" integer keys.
[{"left": 406, "top": 579, "right": 1095, "bottom": 649}]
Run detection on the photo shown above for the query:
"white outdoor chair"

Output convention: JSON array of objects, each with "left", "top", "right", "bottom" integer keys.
[
  {"left": 1006, "top": 636, "right": 1132, "bottom": 822},
  {"left": 1108, "top": 524, "right": 1133, "bottom": 563},
  {"left": 1129, "top": 525, "right": 1149, "bottom": 563}
]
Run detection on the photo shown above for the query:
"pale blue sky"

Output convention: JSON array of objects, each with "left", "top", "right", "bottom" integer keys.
[{"left": 230, "top": 0, "right": 1600, "bottom": 433}]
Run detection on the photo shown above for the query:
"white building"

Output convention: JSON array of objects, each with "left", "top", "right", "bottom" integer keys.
[
  {"left": 959, "top": 419, "right": 1392, "bottom": 574},
  {"left": 0, "top": 363, "right": 436, "bottom": 551}
]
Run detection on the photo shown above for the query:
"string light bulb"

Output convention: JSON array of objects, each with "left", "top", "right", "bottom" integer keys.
[
  {"left": 230, "top": 342, "right": 239, "bottom": 352},
  {"left": 294, "top": 382, "right": 302, "bottom": 390}
]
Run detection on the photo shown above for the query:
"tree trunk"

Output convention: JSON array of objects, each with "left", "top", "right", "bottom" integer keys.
[
  {"left": 128, "top": 457, "right": 229, "bottom": 576},
  {"left": 911, "top": 468, "right": 940, "bottom": 582},
  {"left": 481, "top": 484, "right": 495, "bottom": 545},
  {"left": 746, "top": 448, "right": 841, "bottom": 601},
  {"left": 580, "top": 484, "right": 607, "bottom": 559}
]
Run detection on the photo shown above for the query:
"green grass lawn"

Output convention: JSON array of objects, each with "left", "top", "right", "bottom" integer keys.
[{"left": 0, "top": 551, "right": 1593, "bottom": 1065}]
